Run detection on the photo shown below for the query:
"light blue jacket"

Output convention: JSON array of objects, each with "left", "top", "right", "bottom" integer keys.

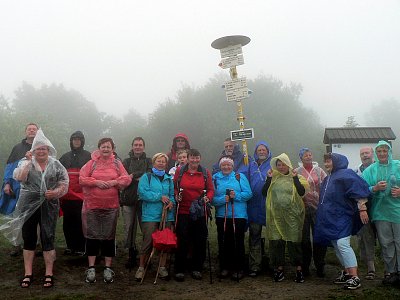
[
  {"left": 138, "top": 172, "right": 175, "bottom": 222},
  {"left": 212, "top": 171, "right": 252, "bottom": 219}
]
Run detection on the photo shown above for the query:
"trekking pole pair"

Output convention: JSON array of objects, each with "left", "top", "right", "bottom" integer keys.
[
  {"left": 203, "top": 190, "right": 213, "bottom": 284},
  {"left": 223, "top": 189, "right": 238, "bottom": 282}
]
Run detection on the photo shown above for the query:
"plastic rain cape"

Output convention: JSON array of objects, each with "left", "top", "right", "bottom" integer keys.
[
  {"left": 0, "top": 129, "right": 68, "bottom": 246},
  {"left": 266, "top": 153, "right": 309, "bottom": 242}
]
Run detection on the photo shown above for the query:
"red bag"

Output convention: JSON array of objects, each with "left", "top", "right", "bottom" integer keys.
[{"left": 152, "top": 228, "right": 177, "bottom": 251}]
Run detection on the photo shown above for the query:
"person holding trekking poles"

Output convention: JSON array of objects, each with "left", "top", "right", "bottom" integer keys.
[
  {"left": 212, "top": 156, "right": 252, "bottom": 281},
  {"left": 135, "top": 153, "right": 175, "bottom": 281},
  {"left": 173, "top": 149, "right": 214, "bottom": 282}
]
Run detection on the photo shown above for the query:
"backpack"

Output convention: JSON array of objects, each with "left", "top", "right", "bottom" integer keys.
[
  {"left": 177, "top": 164, "right": 208, "bottom": 192},
  {"left": 88, "top": 158, "right": 122, "bottom": 177}
]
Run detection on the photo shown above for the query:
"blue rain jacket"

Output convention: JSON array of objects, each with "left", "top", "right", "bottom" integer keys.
[
  {"left": 247, "top": 141, "right": 272, "bottom": 225},
  {"left": 138, "top": 172, "right": 175, "bottom": 222},
  {"left": 212, "top": 171, "right": 252, "bottom": 219},
  {"left": 314, "top": 153, "right": 370, "bottom": 246}
]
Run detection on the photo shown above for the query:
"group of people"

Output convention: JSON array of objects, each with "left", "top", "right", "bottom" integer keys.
[{"left": 1, "top": 125, "right": 400, "bottom": 291}]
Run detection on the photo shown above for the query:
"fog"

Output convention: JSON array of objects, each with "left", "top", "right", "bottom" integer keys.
[{"left": 1, "top": 0, "right": 399, "bottom": 126}]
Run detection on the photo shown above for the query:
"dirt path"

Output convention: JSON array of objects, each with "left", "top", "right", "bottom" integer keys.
[{"left": 1, "top": 249, "right": 399, "bottom": 300}]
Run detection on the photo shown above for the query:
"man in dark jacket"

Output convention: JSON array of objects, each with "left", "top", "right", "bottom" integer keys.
[
  {"left": 59, "top": 131, "right": 91, "bottom": 255},
  {"left": 0, "top": 123, "right": 38, "bottom": 256},
  {"left": 212, "top": 138, "right": 248, "bottom": 175},
  {"left": 121, "top": 137, "right": 152, "bottom": 267}
]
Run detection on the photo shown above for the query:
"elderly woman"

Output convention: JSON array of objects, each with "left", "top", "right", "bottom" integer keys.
[
  {"left": 212, "top": 156, "right": 252, "bottom": 280},
  {"left": 362, "top": 141, "right": 400, "bottom": 285},
  {"left": 314, "top": 153, "right": 370, "bottom": 290},
  {"left": 135, "top": 153, "right": 175, "bottom": 281},
  {"left": 80, "top": 138, "right": 131, "bottom": 284},
  {"left": 295, "top": 148, "right": 327, "bottom": 277},
  {"left": 11, "top": 129, "right": 69, "bottom": 288},
  {"left": 262, "top": 153, "right": 308, "bottom": 283}
]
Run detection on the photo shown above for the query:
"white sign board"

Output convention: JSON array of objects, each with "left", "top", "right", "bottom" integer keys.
[
  {"left": 225, "top": 77, "right": 247, "bottom": 92},
  {"left": 220, "top": 44, "right": 243, "bottom": 58},
  {"left": 220, "top": 55, "right": 244, "bottom": 69},
  {"left": 226, "top": 87, "right": 249, "bottom": 102},
  {"left": 230, "top": 128, "right": 254, "bottom": 141}
]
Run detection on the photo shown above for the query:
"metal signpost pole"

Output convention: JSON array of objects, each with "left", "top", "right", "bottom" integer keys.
[{"left": 211, "top": 35, "right": 253, "bottom": 165}]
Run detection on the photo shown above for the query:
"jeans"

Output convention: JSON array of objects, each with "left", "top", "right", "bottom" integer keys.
[
  {"left": 248, "top": 222, "right": 263, "bottom": 272},
  {"left": 375, "top": 220, "right": 400, "bottom": 273},
  {"left": 331, "top": 236, "right": 357, "bottom": 268}
]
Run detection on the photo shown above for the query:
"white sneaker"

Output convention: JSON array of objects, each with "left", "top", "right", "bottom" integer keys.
[
  {"left": 135, "top": 267, "right": 144, "bottom": 281},
  {"left": 158, "top": 267, "right": 169, "bottom": 279},
  {"left": 103, "top": 267, "right": 115, "bottom": 283},
  {"left": 85, "top": 267, "right": 96, "bottom": 283}
]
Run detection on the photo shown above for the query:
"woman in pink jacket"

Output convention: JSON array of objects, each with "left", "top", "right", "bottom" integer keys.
[{"left": 80, "top": 138, "right": 131, "bottom": 284}]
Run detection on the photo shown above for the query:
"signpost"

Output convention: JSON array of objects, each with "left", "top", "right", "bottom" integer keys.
[{"left": 211, "top": 35, "right": 253, "bottom": 165}]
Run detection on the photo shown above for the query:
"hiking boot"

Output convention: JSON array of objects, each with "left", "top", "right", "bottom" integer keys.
[
  {"left": 231, "top": 271, "right": 244, "bottom": 281},
  {"left": 191, "top": 271, "right": 202, "bottom": 280},
  {"left": 294, "top": 270, "right": 305, "bottom": 283},
  {"left": 135, "top": 267, "right": 144, "bottom": 281},
  {"left": 158, "top": 267, "right": 169, "bottom": 279},
  {"left": 219, "top": 269, "right": 229, "bottom": 278},
  {"left": 248, "top": 270, "right": 258, "bottom": 278},
  {"left": 344, "top": 276, "right": 361, "bottom": 290},
  {"left": 273, "top": 270, "right": 284, "bottom": 282},
  {"left": 382, "top": 273, "right": 399, "bottom": 285},
  {"left": 334, "top": 270, "right": 351, "bottom": 284},
  {"left": 85, "top": 267, "right": 96, "bottom": 283},
  {"left": 103, "top": 267, "right": 115, "bottom": 283},
  {"left": 175, "top": 273, "right": 185, "bottom": 282},
  {"left": 10, "top": 245, "right": 22, "bottom": 257}
]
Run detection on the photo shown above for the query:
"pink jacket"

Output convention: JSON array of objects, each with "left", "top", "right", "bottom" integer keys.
[{"left": 80, "top": 150, "right": 131, "bottom": 210}]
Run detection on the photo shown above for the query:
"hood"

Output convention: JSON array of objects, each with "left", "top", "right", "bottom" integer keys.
[
  {"left": 171, "top": 132, "right": 190, "bottom": 151},
  {"left": 374, "top": 140, "right": 392, "bottom": 163},
  {"left": 31, "top": 128, "right": 57, "bottom": 158},
  {"left": 270, "top": 153, "right": 293, "bottom": 172},
  {"left": 331, "top": 153, "right": 349, "bottom": 173},
  {"left": 70, "top": 130, "right": 85, "bottom": 150},
  {"left": 253, "top": 140, "right": 272, "bottom": 161}
]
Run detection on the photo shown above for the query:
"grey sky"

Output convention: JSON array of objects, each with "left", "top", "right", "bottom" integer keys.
[{"left": 1, "top": 0, "right": 399, "bottom": 126}]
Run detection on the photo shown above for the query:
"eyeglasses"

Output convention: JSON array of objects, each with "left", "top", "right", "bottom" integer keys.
[
  {"left": 36, "top": 147, "right": 48, "bottom": 151},
  {"left": 175, "top": 139, "right": 186, "bottom": 142}
]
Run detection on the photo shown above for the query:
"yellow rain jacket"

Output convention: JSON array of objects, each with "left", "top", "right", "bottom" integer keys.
[{"left": 266, "top": 153, "right": 308, "bottom": 242}]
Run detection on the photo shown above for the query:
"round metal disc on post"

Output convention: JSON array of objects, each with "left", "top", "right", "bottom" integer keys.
[{"left": 211, "top": 35, "right": 251, "bottom": 49}]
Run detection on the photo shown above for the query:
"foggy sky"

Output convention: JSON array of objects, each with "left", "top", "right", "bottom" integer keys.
[{"left": 1, "top": 0, "right": 399, "bottom": 126}]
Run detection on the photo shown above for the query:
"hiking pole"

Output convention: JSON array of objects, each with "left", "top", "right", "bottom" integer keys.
[
  {"left": 203, "top": 189, "right": 213, "bottom": 284},
  {"left": 154, "top": 205, "right": 167, "bottom": 285},
  {"left": 140, "top": 248, "right": 155, "bottom": 285},
  {"left": 219, "top": 199, "right": 229, "bottom": 282},
  {"left": 175, "top": 188, "right": 183, "bottom": 227},
  {"left": 231, "top": 196, "right": 239, "bottom": 282}
]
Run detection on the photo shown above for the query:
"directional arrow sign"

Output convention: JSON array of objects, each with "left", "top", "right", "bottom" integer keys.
[
  {"left": 225, "top": 77, "right": 247, "bottom": 92},
  {"left": 230, "top": 128, "right": 254, "bottom": 141},
  {"left": 220, "top": 44, "right": 243, "bottom": 58},
  {"left": 220, "top": 55, "right": 244, "bottom": 69},
  {"left": 226, "top": 87, "right": 249, "bottom": 102}
]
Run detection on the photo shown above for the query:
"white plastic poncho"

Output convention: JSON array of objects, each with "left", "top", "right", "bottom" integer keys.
[{"left": 0, "top": 129, "right": 69, "bottom": 247}]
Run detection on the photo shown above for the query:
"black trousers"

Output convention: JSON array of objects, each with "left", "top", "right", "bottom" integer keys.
[
  {"left": 61, "top": 200, "right": 85, "bottom": 252},
  {"left": 216, "top": 217, "right": 246, "bottom": 272},
  {"left": 301, "top": 206, "right": 327, "bottom": 270},
  {"left": 175, "top": 214, "right": 208, "bottom": 273}
]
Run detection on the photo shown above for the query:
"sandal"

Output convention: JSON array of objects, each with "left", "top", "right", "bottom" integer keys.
[
  {"left": 43, "top": 275, "right": 54, "bottom": 288},
  {"left": 20, "top": 275, "right": 33, "bottom": 288},
  {"left": 365, "top": 271, "right": 376, "bottom": 280}
]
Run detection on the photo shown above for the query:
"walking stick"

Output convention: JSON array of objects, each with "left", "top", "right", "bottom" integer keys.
[
  {"left": 203, "top": 189, "right": 213, "bottom": 284},
  {"left": 154, "top": 206, "right": 167, "bottom": 285},
  {"left": 231, "top": 197, "right": 239, "bottom": 282},
  {"left": 219, "top": 200, "right": 228, "bottom": 282},
  {"left": 140, "top": 248, "right": 155, "bottom": 285}
]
